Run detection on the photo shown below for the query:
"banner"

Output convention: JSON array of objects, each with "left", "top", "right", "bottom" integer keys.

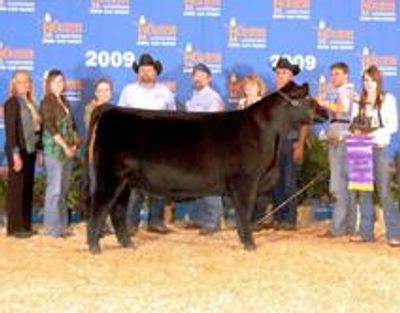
[
  {"left": 0, "top": 0, "right": 398, "bottom": 158},
  {"left": 346, "top": 136, "right": 375, "bottom": 192}
]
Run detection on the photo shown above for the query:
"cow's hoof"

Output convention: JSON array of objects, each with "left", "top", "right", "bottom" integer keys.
[
  {"left": 89, "top": 244, "right": 101, "bottom": 255},
  {"left": 121, "top": 240, "right": 135, "bottom": 249},
  {"left": 244, "top": 242, "right": 256, "bottom": 251}
]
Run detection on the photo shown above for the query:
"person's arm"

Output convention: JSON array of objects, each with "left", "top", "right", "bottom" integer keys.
[
  {"left": 4, "top": 98, "right": 23, "bottom": 171},
  {"left": 293, "top": 124, "right": 310, "bottom": 165},
  {"left": 317, "top": 87, "right": 353, "bottom": 114},
  {"left": 41, "top": 97, "right": 75, "bottom": 158},
  {"left": 117, "top": 87, "right": 128, "bottom": 107},
  {"left": 167, "top": 90, "right": 177, "bottom": 111},
  {"left": 65, "top": 98, "right": 81, "bottom": 147},
  {"left": 317, "top": 99, "right": 344, "bottom": 114},
  {"left": 211, "top": 93, "right": 225, "bottom": 112},
  {"left": 370, "top": 94, "right": 398, "bottom": 146}
]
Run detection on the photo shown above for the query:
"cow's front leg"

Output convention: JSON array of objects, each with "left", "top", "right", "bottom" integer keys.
[
  {"left": 110, "top": 188, "right": 134, "bottom": 249},
  {"left": 87, "top": 182, "right": 128, "bottom": 254},
  {"left": 229, "top": 177, "right": 257, "bottom": 251}
]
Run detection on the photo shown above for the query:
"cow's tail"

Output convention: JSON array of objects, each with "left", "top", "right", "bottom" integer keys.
[{"left": 82, "top": 104, "right": 112, "bottom": 218}]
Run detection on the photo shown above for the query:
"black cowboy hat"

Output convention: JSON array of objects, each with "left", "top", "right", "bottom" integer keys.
[
  {"left": 273, "top": 57, "right": 300, "bottom": 76},
  {"left": 132, "top": 53, "right": 163, "bottom": 75}
]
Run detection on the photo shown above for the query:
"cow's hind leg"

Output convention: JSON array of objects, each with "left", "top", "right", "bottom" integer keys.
[
  {"left": 229, "top": 177, "right": 257, "bottom": 251},
  {"left": 87, "top": 181, "right": 127, "bottom": 254},
  {"left": 109, "top": 187, "right": 134, "bottom": 249}
]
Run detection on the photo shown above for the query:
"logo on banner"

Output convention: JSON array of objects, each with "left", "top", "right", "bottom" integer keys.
[
  {"left": 228, "top": 18, "right": 267, "bottom": 49},
  {"left": 228, "top": 72, "right": 242, "bottom": 105},
  {"left": 0, "top": 42, "right": 34, "bottom": 71},
  {"left": 183, "top": 43, "right": 222, "bottom": 74},
  {"left": 272, "top": 0, "right": 311, "bottom": 20},
  {"left": 317, "top": 21, "right": 354, "bottom": 51},
  {"left": 183, "top": 0, "right": 222, "bottom": 17},
  {"left": 360, "top": 0, "right": 396, "bottom": 22},
  {"left": 64, "top": 79, "right": 83, "bottom": 102},
  {"left": 90, "top": 0, "right": 130, "bottom": 15},
  {"left": 362, "top": 47, "right": 397, "bottom": 77},
  {"left": 137, "top": 16, "right": 177, "bottom": 47},
  {"left": 0, "top": 0, "right": 35, "bottom": 13},
  {"left": 42, "top": 13, "right": 83, "bottom": 45}
]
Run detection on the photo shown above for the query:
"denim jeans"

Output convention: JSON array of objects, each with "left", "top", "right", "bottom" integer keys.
[
  {"left": 329, "top": 142, "right": 356, "bottom": 235},
  {"left": 374, "top": 147, "right": 400, "bottom": 240},
  {"left": 196, "top": 196, "right": 222, "bottom": 230},
  {"left": 175, "top": 196, "right": 222, "bottom": 230},
  {"left": 272, "top": 138, "right": 298, "bottom": 225},
  {"left": 350, "top": 191, "right": 373, "bottom": 240},
  {"left": 126, "top": 191, "right": 165, "bottom": 228},
  {"left": 43, "top": 155, "right": 71, "bottom": 237}
]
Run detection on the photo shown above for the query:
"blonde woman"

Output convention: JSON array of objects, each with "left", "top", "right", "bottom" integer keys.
[
  {"left": 4, "top": 70, "right": 41, "bottom": 238},
  {"left": 237, "top": 73, "right": 267, "bottom": 110}
]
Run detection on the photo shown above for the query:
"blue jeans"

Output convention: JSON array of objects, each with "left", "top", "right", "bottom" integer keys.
[
  {"left": 43, "top": 155, "right": 71, "bottom": 237},
  {"left": 196, "top": 196, "right": 222, "bottom": 230},
  {"left": 126, "top": 191, "right": 165, "bottom": 227},
  {"left": 272, "top": 138, "right": 298, "bottom": 225},
  {"left": 175, "top": 196, "right": 222, "bottom": 230},
  {"left": 374, "top": 147, "right": 400, "bottom": 240},
  {"left": 329, "top": 142, "right": 355, "bottom": 235},
  {"left": 350, "top": 191, "right": 373, "bottom": 241}
]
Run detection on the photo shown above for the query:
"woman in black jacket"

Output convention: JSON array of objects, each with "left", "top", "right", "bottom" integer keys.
[{"left": 4, "top": 70, "right": 41, "bottom": 237}]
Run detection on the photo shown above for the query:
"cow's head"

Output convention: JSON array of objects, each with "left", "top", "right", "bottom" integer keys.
[{"left": 278, "top": 81, "right": 328, "bottom": 125}]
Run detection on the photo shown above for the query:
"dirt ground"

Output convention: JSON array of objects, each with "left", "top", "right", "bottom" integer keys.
[{"left": 0, "top": 221, "right": 400, "bottom": 313}]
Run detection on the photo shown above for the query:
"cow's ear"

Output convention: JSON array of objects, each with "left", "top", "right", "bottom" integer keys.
[{"left": 301, "top": 83, "right": 310, "bottom": 94}]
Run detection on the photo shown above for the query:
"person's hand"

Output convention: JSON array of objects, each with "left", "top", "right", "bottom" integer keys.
[
  {"left": 293, "top": 141, "right": 304, "bottom": 165},
  {"left": 36, "top": 151, "right": 44, "bottom": 167},
  {"left": 327, "top": 134, "right": 342, "bottom": 145},
  {"left": 74, "top": 133, "right": 82, "bottom": 148},
  {"left": 315, "top": 96, "right": 328, "bottom": 108},
  {"left": 64, "top": 146, "right": 76, "bottom": 159},
  {"left": 13, "top": 154, "right": 23, "bottom": 172}
]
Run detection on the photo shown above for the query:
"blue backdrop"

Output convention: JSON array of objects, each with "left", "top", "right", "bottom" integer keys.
[{"left": 0, "top": 0, "right": 399, "bottom": 154}]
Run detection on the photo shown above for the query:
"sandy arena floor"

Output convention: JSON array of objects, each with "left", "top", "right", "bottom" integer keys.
[{"left": 0, "top": 221, "right": 400, "bottom": 313}]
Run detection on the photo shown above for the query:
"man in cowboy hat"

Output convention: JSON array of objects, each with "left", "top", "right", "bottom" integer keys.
[
  {"left": 118, "top": 53, "right": 176, "bottom": 234},
  {"left": 251, "top": 57, "right": 309, "bottom": 231},
  {"left": 175, "top": 63, "right": 225, "bottom": 235},
  {"left": 118, "top": 53, "right": 175, "bottom": 110}
]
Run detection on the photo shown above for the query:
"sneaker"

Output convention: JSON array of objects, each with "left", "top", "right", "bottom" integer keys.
[
  {"left": 147, "top": 223, "right": 171, "bottom": 234},
  {"left": 388, "top": 238, "right": 400, "bottom": 247}
]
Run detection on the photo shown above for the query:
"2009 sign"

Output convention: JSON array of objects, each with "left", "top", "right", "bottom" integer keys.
[
  {"left": 270, "top": 54, "right": 317, "bottom": 71},
  {"left": 85, "top": 50, "right": 135, "bottom": 68}
]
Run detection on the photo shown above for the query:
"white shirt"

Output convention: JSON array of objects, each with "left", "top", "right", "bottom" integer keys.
[
  {"left": 322, "top": 82, "right": 356, "bottom": 140},
  {"left": 333, "top": 82, "right": 355, "bottom": 120},
  {"left": 351, "top": 93, "right": 398, "bottom": 147},
  {"left": 186, "top": 86, "right": 224, "bottom": 112},
  {"left": 118, "top": 82, "right": 176, "bottom": 111}
]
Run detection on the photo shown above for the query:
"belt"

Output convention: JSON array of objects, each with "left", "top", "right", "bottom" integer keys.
[{"left": 330, "top": 119, "right": 350, "bottom": 124}]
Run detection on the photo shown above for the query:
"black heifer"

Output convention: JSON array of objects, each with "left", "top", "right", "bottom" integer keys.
[{"left": 86, "top": 81, "right": 320, "bottom": 254}]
